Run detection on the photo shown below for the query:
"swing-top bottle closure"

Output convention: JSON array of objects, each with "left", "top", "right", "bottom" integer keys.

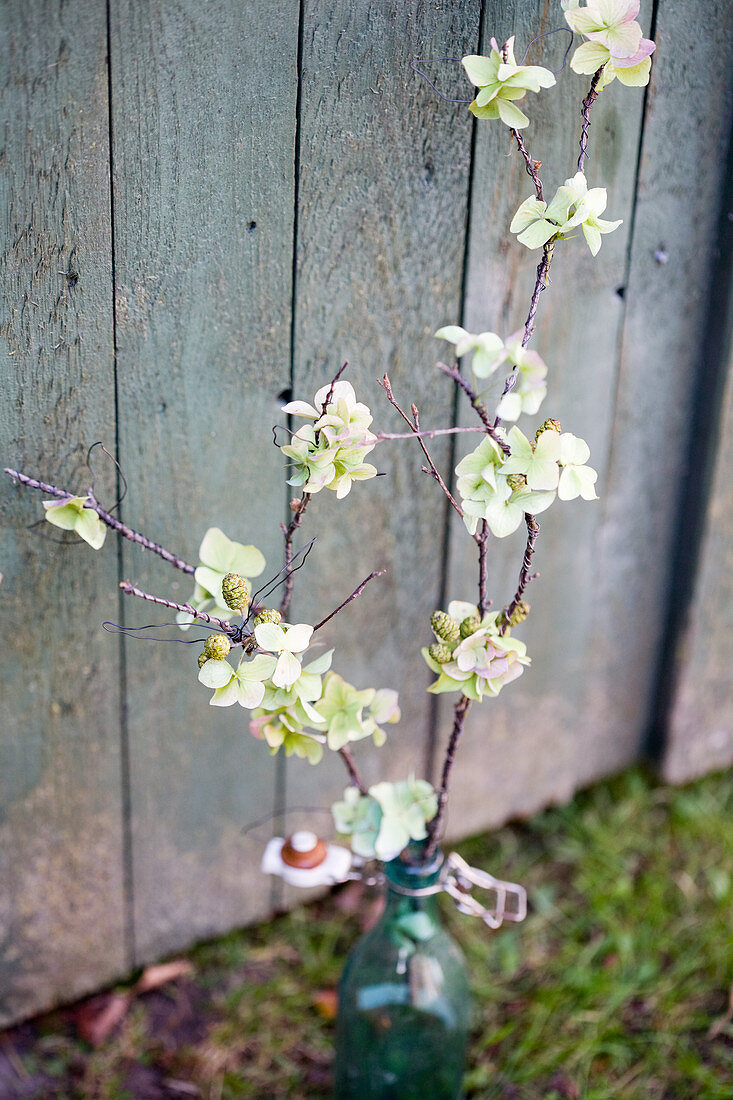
[{"left": 262, "top": 832, "right": 527, "bottom": 930}]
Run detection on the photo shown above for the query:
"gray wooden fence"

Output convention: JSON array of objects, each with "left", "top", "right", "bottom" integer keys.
[{"left": 2, "top": 0, "right": 732, "bottom": 1026}]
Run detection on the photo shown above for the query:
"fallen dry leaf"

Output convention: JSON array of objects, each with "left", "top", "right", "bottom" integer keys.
[
  {"left": 135, "top": 959, "right": 194, "bottom": 994},
  {"left": 313, "top": 988, "right": 338, "bottom": 1019},
  {"left": 74, "top": 992, "right": 131, "bottom": 1045}
]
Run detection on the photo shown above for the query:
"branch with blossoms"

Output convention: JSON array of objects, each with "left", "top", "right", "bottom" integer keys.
[{"left": 4, "top": 0, "right": 655, "bottom": 868}]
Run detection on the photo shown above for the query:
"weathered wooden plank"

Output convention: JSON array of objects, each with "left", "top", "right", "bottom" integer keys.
[
  {"left": 0, "top": 1, "right": 125, "bottom": 1024},
  {"left": 284, "top": 0, "right": 482, "bottom": 860},
  {"left": 585, "top": 0, "right": 733, "bottom": 783},
  {"left": 441, "top": 0, "right": 655, "bottom": 839},
  {"left": 109, "top": 0, "right": 301, "bottom": 959},
  {"left": 663, "top": 128, "right": 733, "bottom": 782}
]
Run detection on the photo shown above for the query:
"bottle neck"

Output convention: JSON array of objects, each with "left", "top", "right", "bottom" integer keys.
[{"left": 382, "top": 845, "right": 444, "bottom": 917}]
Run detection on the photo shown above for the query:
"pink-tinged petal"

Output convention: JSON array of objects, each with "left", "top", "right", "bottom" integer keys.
[
  {"left": 585, "top": 20, "right": 641, "bottom": 58},
  {"left": 249, "top": 714, "right": 269, "bottom": 740},
  {"left": 594, "top": 0, "right": 640, "bottom": 24},
  {"left": 612, "top": 37, "right": 655, "bottom": 66},
  {"left": 456, "top": 649, "right": 477, "bottom": 673}
]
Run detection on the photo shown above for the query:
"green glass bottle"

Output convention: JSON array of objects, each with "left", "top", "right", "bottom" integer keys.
[{"left": 334, "top": 846, "right": 471, "bottom": 1099}]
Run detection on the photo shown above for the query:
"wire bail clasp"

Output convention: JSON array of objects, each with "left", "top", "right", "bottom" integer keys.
[{"left": 443, "top": 852, "right": 527, "bottom": 929}]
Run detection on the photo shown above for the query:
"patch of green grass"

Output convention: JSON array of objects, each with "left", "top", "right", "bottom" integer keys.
[{"left": 4, "top": 767, "right": 731, "bottom": 1098}]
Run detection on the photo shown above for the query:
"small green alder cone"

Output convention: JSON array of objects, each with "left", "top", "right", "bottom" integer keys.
[
  {"left": 197, "top": 652, "right": 209, "bottom": 670},
  {"left": 221, "top": 571, "right": 250, "bottom": 611},
  {"left": 507, "top": 473, "right": 527, "bottom": 492},
  {"left": 460, "top": 614, "right": 482, "bottom": 639},
  {"left": 430, "top": 610, "right": 460, "bottom": 645},
  {"left": 500, "top": 600, "right": 531, "bottom": 628},
  {"left": 429, "top": 643, "right": 454, "bottom": 664},
  {"left": 253, "top": 608, "right": 282, "bottom": 627},
  {"left": 204, "top": 633, "right": 231, "bottom": 660},
  {"left": 536, "top": 417, "right": 562, "bottom": 440}
]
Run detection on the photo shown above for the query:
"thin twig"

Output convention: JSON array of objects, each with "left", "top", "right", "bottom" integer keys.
[
  {"left": 578, "top": 67, "right": 604, "bottom": 172},
  {"left": 477, "top": 521, "right": 490, "bottom": 615},
  {"left": 338, "top": 747, "right": 368, "bottom": 794},
  {"left": 279, "top": 362, "right": 350, "bottom": 616},
  {"left": 375, "top": 425, "right": 485, "bottom": 441},
  {"left": 510, "top": 129, "right": 544, "bottom": 201},
  {"left": 379, "top": 374, "right": 466, "bottom": 517},
  {"left": 119, "top": 581, "right": 235, "bottom": 632},
  {"left": 313, "top": 570, "right": 386, "bottom": 632},
  {"left": 424, "top": 693, "right": 472, "bottom": 858},
  {"left": 4, "top": 469, "right": 69, "bottom": 499},
  {"left": 279, "top": 493, "right": 310, "bottom": 616},
  {"left": 88, "top": 492, "right": 195, "bottom": 574},
  {"left": 317, "top": 361, "right": 349, "bottom": 434},
  {"left": 501, "top": 513, "right": 540, "bottom": 633},
  {"left": 436, "top": 364, "right": 511, "bottom": 453},
  {"left": 493, "top": 240, "right": 555, "bottom": 428},
  {"left": 5, "top": 468, "right": 195, "bottom": 574}
]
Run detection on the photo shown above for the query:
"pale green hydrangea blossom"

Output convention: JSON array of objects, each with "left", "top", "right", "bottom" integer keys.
[
  {"left": 563, "top": 0, "right": 656, "bottom": 89},
  {"left": 558, "top": 433, "right": 599, "bottom": 500},
  {"left": 455, "top": 434, "right": 556, "bottom": 538},
  {"left": 198, "top": 653, "right": 277, "bottom": 709},
  {"left": 316, "top": 672, "right": 400, "bottom": 751},
  {"left": 504, "top": 427, "right": 598, "bottom": 500},
  {"left": 280, "top": 380, "right": 378, "bottom": 498},
  {"left": 254, "top": 621, "right": 315, "bottom": 690},
  {"left": 178, "top": 527, "right": 266, "bottom": 628},
  {"left": 332, "top": 778, "right": 438, "bottom": 861},
  {"left": 495, "top": 332, "right": 549, "bottom": 421},
  {"left": 510, "top": 171, "right": 621, "bottom": 255},
  {"left": 250, "top": 707, "right": 326, "bottom": 764},
  {"left": 245, "top": 659, "right": 399, "bottom": 768},
  {"left": 434, "top": 325, "right": 506, "bottom": 379},
  {"left": 462, "top": 36, "right": 556, "bottom": 129},
  {"left": 436, "top": 327, "right": 548, "bottom": 421},
  {"left": 43, "top": 495, "right": 106, "bottom": 549},
  {"left": 422, "top": 600, "right": 530, "bottom": 701}
]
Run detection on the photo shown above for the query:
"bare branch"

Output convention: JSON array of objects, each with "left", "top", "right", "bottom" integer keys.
[
  {"left": 5, "top": 468, "right": 195, "bottom": 574},
  {"left": 375, "top": 425, "right": 485, "bottom": 441},
  {"left": 313, "top": 569, "right": 386, "bottom": 633},
  {"left": 424, "top": 693, "right": 472, "bottom": 858},
  {"left": 338, "top": 746, "right": 368, "bottom": 795},
  {"left": 477, "top": 521, "right": 490, "bottom": 616},
  {"left": 510, "top": 128, "right": 544, "bottom": 201},
  {"left": 379, "top": 374, "right": 465, "bottom": 518},
  {"left": 119, "top": 581, "right": 234, "bottom": 632},
  {"left": 578, "top": 67, "right": 604, "bottom": 172},
  {"left": 279, "top": 493, "right": 311, "bottom": 616},
  {"left": 436, "top": 364, "right": 511, "bottom": 453},
  {"left": 501, "top": 513, "right": 541, "bottom": 633}
]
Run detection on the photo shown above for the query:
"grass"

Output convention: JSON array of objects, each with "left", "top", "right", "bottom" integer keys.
[{"left": 2, "top": 766, "right": 731, "bottom": 1098}]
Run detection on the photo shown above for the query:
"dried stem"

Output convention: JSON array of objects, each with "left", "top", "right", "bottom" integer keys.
[
  {"left": 501, "top": 513, "right": 540, "bottom": 632},
  {"left": 435, "top": 364, "right": 511, "bottom": 454},
  {"left": 379, "top": 374, "right": 466, "bottom": 517},
  {"left": 424, "top": 693, "right": 472, "bottom": 858},
  {"left": 313, "top": 570, "right": 386, "bottom": 633},
  {"left": 338, "top": 746, "right": 368, "bottom": 794},
  {"left": 494, "top": 240, "right": 555, "bottom": 428},
  {"left": 279, "top": 493, "right": 310, "bottom": 616},
  {"left": 510, "top": 128, "right": 544, "bottom": 201},
  {"left": 477, "top": 521, "right": 490, "bottom": 616},
  {"left": 375, "top": 425, "right": 485, "bottom": 442},
  {"left": 119, "top": 581, "right": 234, "bottom": 632},
  {"left": 578, "top": 67, "right": 604, "bottom": 172},
  {"left": 5, "top": 468, "right": 195, "bottom": 574}
]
